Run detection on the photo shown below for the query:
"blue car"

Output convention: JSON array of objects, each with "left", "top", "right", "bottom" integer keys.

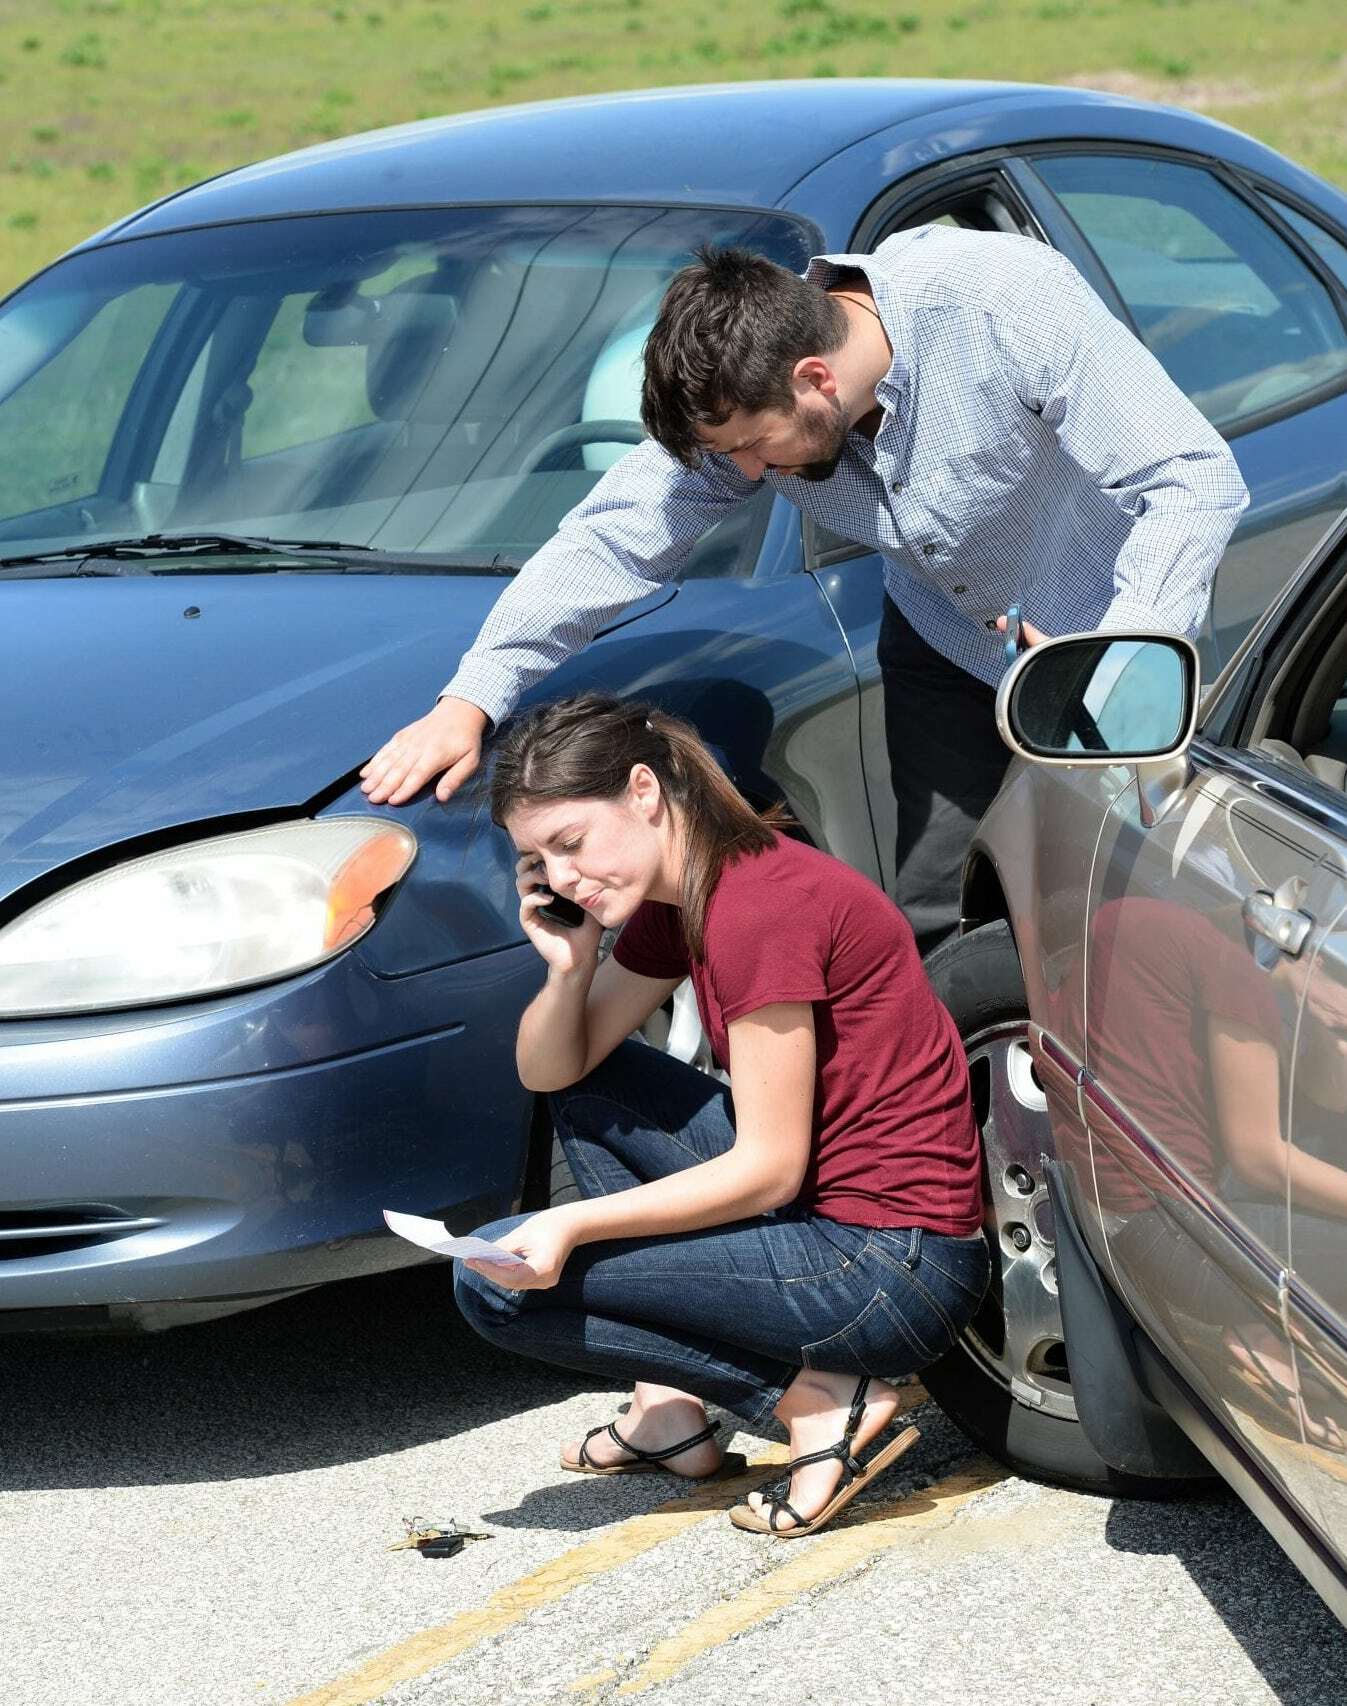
[{"left": 3, "top": 79, "right": 1347, "bottom": 1434}]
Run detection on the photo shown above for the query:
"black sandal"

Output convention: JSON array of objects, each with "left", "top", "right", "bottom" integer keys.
[
  {"left": 562, "top": 1417, "right": 747, "bottom": 1479},
  {"left": 728, "top": 1377, "right": 920, "bottom": 1537}
]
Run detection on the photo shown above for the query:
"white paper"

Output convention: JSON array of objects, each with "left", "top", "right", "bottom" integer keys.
[{"left": 383, "top": 1209, "right": 529, "bottom": 1266}]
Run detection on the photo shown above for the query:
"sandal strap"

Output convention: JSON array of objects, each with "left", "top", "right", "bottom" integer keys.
[
  {"left": 765, "top": 1495, "right": 809, "bottom": 1534},
  {"left": 577, "top": 1422, "right": 611, "bottom": 1470},
  {"left": 605, "top": 1418, "right": 721, "bottom": 1464},
  {"left": 782, "top": 1441, "right": 864, "bottom": 1480},
  {"left": 843, "top": 1376, "right": 871, "bottom": 1444}
]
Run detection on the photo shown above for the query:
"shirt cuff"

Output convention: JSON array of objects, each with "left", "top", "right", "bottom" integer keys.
[
  {"left": 1096, "top": 597, "right": 1186, "bottom": 637},
  {"left": 437, "top": 661, "right": 519, "bottom": 729}
]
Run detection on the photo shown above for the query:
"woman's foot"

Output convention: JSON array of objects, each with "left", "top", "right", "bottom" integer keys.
[
  {"left": 743, "top": 1369, "right": 906, "bottom": 1531},
  {"left": 562, "top": 1384, "right": 727, "bottom": 1478}
]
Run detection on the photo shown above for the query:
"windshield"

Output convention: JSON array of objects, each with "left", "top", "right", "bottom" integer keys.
[{"left": 0, "top": 204, "right": 815, "bottom": 569}]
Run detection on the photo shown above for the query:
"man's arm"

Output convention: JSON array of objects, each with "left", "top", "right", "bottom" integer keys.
[
  {"left": 360, "top": 439, "right": 756, "bottom": 803},
  {"left": 989, "top": 249, "right": 1250, "bottom": 638},
  {"left": 441, "top": 438, "right": 758, "bottom": 724}
]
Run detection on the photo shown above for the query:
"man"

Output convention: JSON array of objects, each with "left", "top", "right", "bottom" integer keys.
[{"left": 361, "top": 225, "right": 1248, "bottom": 951}]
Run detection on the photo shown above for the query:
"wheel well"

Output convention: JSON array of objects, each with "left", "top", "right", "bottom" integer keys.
[{"left": 961, "top": 849, "right": 1011, "bottom": 933}]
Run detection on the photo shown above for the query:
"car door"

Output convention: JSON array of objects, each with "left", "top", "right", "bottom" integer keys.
[
  {"left": 813, "top": 160, "right": 1085, "bottom": 893},
  {"left": 1079, "top": 752, "right": 1320, "bottom": 1521},
  {"left": 1284, "top": 856, "right": 1347, "bottom": 1545},
  {"left": 1014, "top": 148, "right": 1347, "bottom": 674}
]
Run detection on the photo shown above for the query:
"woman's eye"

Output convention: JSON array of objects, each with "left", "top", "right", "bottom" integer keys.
[{"left": 561, "top": 840, "right": 582, "bottom": 854}]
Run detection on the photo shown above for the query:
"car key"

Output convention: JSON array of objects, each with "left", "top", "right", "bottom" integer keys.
[{"left": 531, "top": 859, "right": 586, "bottom": 928}]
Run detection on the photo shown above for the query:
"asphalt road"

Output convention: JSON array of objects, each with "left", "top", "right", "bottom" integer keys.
[{"left": 5, "top": 1261, "right": 1347, "bottom": 1706}]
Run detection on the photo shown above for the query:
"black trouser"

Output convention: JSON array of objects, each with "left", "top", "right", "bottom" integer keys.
[{"left": 878, "top": 597, "right": 1010, "bottom": 957}]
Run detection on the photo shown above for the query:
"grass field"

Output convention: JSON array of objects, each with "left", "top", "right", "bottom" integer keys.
[{"left": 2, "top": 0, "right": 1345, "bottom": 296}]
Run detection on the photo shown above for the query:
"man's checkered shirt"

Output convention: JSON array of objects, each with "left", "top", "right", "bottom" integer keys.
[{"left": 444, "top": 223, "right": 1249, "bottom": 724}]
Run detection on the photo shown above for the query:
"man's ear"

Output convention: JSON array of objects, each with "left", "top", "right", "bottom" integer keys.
[{"left": 792, "top": 355, "right": 837, "bottom": 398}]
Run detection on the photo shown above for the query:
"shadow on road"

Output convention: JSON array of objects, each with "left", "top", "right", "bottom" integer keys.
[
  {"left": 1105, "top": 1493, "right": 1347, "bottom": 1701},
  {"left": 0, "top": 1264, "right": 592, "bottom": 1492}
]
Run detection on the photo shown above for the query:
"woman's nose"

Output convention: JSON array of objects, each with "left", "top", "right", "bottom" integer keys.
[{"left": 544, "top": 856, "right": 576, "bottom": 893}]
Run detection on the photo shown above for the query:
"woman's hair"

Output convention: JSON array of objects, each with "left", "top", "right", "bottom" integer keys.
[{"left": 489, "top": 691, "right": 787, "bottom": 958}]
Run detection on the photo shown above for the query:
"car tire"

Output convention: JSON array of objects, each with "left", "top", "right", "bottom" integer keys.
[{"left": 922, "top": 920, "right": 1178, "bottom": 1497}]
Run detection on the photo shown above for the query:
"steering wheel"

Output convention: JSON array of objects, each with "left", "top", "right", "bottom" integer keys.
[{"left": 515, "top": 418, "right": 645, "bottom": 475}]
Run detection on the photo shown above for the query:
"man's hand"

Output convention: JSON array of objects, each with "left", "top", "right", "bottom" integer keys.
[
  {"left": 360, "top": 695, "right": 489, "bottom": 805},
  {"left": 996, "top": 613, "right": 1049, "bottom": 649},
  {"left": 462, "top": 1207, "right": 580, "bottom": 1291}
]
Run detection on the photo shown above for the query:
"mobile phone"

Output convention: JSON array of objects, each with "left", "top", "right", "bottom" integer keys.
[
  {"left": 1003, "top": 604, "right": 1023, "bottom": 666},
  {"left": 531, "top": 861, "right": 586, "bottom": 929}
]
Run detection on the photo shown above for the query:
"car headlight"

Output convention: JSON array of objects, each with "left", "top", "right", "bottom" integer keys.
[{"left": 0, "top": 817, "right": 417, "bottom": 1018}]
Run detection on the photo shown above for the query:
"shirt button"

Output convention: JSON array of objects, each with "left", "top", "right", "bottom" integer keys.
[
  {"left": 952, "top": 584, "right": 967, "bottom": 595},
  {"left": 922, "top": 543, "right": 937, "bottom": 556},
  {"left": 890, "top": 479, "right": 903, "bottom": 493}
]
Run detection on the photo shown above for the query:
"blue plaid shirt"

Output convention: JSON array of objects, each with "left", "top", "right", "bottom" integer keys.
[{"left": 444, "top": 224, "right": 1249, "bottom": 722}]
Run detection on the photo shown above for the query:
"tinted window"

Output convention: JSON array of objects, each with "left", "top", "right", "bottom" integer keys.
[
  {"left": 1265, "top": 196, "right": 1347, "bottom": 290},
  {"left": 0, "top": 205, "right": 812, "bottom": 575},
  {"left": 1036, "top": 155, "right": 1347, "bottom": 432}
]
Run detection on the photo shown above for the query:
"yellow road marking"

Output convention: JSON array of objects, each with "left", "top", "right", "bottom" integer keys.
[
  {"left": 287, "top": 1452, "right": 792, "bottom": 1706},
  {"left": 287, "top": 1383, "right": 930, "bottom": 1706},
  {"left": 613, "top": 1459, "right": 1005, "bottom": 1697}
]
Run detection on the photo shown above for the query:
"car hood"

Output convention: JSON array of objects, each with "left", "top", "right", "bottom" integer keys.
[{"left": 1, "top": 573, "right": 671, "bottom": 906}]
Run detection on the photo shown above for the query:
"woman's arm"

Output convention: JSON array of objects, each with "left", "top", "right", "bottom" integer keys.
[
  {"left": 474, "top": 1003, "right": 816, "bottom": 1288},
  {"left": 511, "top": 852, "right": 681, "bottom": 1091},
  {"left": 517, "top": 953, "right": 683, "bottom": 1091},
  {"left": 1213, "top": 1015, "right": 1347, "bottom": 1216}
]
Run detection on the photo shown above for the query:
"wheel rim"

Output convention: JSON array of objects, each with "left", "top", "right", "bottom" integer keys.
[
  {"left": 962, "top": 1020, "right": 1075, "bottom": 1422},
  {"left": 639, "top": 979, "right": 727, "bottom": 1082}
]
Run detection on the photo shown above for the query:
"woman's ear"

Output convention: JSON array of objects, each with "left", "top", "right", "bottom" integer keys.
[{"left": 627, "top": 761, "right": 664, "bottom": 823}]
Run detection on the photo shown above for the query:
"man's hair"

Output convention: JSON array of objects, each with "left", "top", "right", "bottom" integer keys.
[{"left": 641, "top": 246, "right": 848, "bottom": 469}]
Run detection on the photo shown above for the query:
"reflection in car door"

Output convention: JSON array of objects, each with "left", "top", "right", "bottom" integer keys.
[
  {"left": 1080, "top": 751, "right": 1327, "bottom": 1527},
  {"left": 1282, "top": 845, "right": 1347, "bottom": 1542}
]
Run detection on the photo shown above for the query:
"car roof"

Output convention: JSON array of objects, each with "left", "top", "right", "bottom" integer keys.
[{"left": 87, "top": 78, "right": 1196, "bottom": 243}]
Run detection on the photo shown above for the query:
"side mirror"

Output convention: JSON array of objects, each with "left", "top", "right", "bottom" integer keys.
[{"left": 995, "top": 633, "right": 1199, "bottom": 765}]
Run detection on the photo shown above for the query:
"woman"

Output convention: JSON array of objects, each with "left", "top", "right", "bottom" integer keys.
[{"left": 454, "top": 692, "right": 989, "bottom": 1537}]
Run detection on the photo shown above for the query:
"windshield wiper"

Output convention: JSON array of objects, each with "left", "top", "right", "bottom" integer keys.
[
  {"left": 0, "top": 533, "right": 523, "bottom": 576},
  {"left": 0, "top": 531, "right": 369, "bottom": 571}
]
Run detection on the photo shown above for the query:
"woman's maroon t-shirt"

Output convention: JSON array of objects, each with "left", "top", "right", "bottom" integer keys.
[{"left": 612, "top": 834, "right": 982, "bottom": 1235}]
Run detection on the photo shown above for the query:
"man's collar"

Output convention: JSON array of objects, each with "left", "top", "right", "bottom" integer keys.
[{"left": 803, "top": 250, "right": 909, "bottom": 406}]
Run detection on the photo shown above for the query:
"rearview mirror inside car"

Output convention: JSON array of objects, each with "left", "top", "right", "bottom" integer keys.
[{"left": 995, "top": 633, "right": 1199, "bottom": 766}]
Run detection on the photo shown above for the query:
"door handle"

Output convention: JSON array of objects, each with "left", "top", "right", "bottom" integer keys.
[{"left": 1242, "top": 887, "right": 1314, "bottom": 958}]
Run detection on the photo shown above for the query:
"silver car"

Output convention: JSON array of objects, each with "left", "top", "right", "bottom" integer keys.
[{"left": 923, "top": 507, "right": 1347, "bottom": 1626}]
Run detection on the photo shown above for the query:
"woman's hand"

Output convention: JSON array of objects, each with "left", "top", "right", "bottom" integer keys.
[
  {"left": 516, "top": 853, "right": 603, "bottom": 973},
  {"left": 463, "top": 1207, "right": 580, "bottom": 1291}
]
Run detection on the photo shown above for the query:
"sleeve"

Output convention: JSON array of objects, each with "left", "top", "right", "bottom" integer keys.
[
  {"left": 1190, "top": 917, "right": 1283, "bottom": 1040},
  {"left": 611, "top": 902, "right": 691, "bottom": 982},
  {"left": 988, "top": 249, "right": 1250, "bottom": 640},
  {"left": 439, "top": 439, "right": 759, "bottom": 726},
  {"left": 705, "top": 883, "right": 830, "bottom": 1025}
]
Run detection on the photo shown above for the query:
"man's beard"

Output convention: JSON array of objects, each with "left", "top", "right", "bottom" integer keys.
[{"left": 794, "top": 395, "right": 850, "bottom": 482}]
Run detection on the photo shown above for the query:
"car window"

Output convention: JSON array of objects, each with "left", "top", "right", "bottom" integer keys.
[
  {"left": 1264, "top": 196, "right": 1347, "bottom": 291},
  {"left": 0, "top": 283, "right": 179, "bottom": 520},
  {"left": 1035, "top": 154, "right": 1347, "bottom": 433},
  {"left": 0, "top": 204, "right": 811, "bottom": 579}
]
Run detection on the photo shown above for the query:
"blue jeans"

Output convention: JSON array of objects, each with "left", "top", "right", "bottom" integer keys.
[{"left": 453, "top": 1040, "right": 991, "bottom": 1431}]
